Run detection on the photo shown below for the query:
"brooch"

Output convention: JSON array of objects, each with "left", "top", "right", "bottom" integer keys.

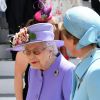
[{"left": 54, "top": 69, "right": 59, "bottom": 76}]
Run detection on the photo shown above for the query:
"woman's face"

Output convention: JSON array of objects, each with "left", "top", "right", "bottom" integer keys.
[
  {"left": 23, "top": 42, "right": 53, "bottom": 70},
  {"left": 63, "top": 34, "right": 80, "bottom": 57}
]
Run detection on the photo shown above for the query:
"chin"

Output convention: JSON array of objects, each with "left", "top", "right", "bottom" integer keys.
[
  {"left": 71, "top": 51, "right": 78, "bottom": 57},
  {"left": 30, "top": 66, "right": 41, "bottom": 70},
  {"left": 30, "top": 64, "right": 40, "bottom": 69},
  {"left": 71, "top": 54, "right": 78, "bottom": 58}
]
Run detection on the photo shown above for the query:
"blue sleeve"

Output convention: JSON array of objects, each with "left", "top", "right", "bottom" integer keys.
[
  {"left": 87, "top": 68, "right": 100, "bottom": 100},
  {"left": 62, "top": 68, "right": 74, "bottom": 100}
]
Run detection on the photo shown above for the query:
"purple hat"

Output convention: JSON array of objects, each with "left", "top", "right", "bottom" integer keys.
[{"left": 8, "top": 23, "right": 64, "bottom": 51}]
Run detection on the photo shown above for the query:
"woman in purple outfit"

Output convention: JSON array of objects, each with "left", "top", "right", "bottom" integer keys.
[{"left": 9, "top": 23, "right": 75, "bottom": 100}]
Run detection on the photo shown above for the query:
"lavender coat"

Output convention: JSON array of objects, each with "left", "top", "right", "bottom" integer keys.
[{"left": 26, "top": 54, "right": 75, "bottom": 100}]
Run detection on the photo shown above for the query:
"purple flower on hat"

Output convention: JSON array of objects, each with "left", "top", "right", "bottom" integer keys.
[{"left": 41, "top": 5, "right": 52, "bottom": 17}]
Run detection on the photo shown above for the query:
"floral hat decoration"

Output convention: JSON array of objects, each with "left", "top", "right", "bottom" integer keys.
[{"left": 8, "top": 23, "right": 64, "bottom": 51}]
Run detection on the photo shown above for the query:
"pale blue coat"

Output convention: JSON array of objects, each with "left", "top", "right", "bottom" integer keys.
[{"left": 71, "top": 48, "right": 100, "bottom": 100}]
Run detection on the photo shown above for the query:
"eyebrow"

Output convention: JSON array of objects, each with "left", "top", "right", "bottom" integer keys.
[{"left": 25, "top": 45, "right": 46, "bottom": 51}]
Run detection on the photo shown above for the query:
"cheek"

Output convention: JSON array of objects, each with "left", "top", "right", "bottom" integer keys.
[
  {"left": 64, "top": 39, "right": 76, "bottom": 55},
  {"left": 24, "top": 56, "right": 30, "bottom": 63},
  {"left": 39, "top": 53, "right": 50, "bottom": 64},
  {"left": 38, "top": 51, "right": 51, "bottom": 67},
  {"left": 64, "top": 40, "right": 72, "bottom": 50}
]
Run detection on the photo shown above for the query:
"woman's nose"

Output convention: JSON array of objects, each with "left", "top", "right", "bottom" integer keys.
[{"left": 28, "top": 53, "right": 37, "bottom": 60}]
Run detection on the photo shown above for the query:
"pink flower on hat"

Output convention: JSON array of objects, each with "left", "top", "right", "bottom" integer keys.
[{"left": 12, "top": 27, "right": 29, "bottom": 46}]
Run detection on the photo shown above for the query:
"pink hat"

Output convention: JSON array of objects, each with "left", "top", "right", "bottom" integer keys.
[{"left": 34, "top": 5, "right": 52, "bottom": 22}]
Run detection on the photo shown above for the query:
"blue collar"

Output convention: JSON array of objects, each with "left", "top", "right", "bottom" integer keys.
[{"left": 75, "top": 48, "right": 100, "bottom": 80}]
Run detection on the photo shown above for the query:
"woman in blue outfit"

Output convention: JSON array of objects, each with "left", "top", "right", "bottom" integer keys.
[
  {"left": 61, "top": 6, "right": 100, "bottom": 100},
  {"left": 9, "top": 23, "right": 75, "bottom": 100}
]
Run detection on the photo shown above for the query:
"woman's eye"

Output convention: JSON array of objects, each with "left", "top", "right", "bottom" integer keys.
[
  {"left": 25, "top": 51, "right": 30, "bottom": 55},
  {"left": 33, "top": 50, "right": 41, "bottom": 55}
]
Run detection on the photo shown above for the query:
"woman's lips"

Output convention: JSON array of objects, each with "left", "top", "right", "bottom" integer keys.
[{"left": 31, "top": 61, "right": 39, "bottom": 64}]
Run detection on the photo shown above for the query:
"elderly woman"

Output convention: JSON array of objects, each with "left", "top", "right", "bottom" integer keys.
[
  {"left": 10, "top": 23, "right": 75, "bottom": 100},
  {"left": 14, "top": 4, "right": 69, "bottom": 100},
  {"left": 61, "top": 6, "right": 100, "bottom": 100}
]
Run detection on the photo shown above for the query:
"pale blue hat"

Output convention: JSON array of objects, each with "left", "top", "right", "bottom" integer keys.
[{"left": 63, "top": 6, "right": 100, "bottom": 49}]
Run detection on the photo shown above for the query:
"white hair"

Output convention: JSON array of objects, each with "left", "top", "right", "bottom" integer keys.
[{"left": 44, "top": 41, "right": 58, "bottom": 55}]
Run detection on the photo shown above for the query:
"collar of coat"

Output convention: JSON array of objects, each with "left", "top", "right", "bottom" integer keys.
[{"left": 75, "top": 48, "right": 100, "bottom": 80}]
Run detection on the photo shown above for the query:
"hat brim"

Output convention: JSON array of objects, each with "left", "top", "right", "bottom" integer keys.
[{"left": 7, "top": 40, "right": 64, "bottom": 51}]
